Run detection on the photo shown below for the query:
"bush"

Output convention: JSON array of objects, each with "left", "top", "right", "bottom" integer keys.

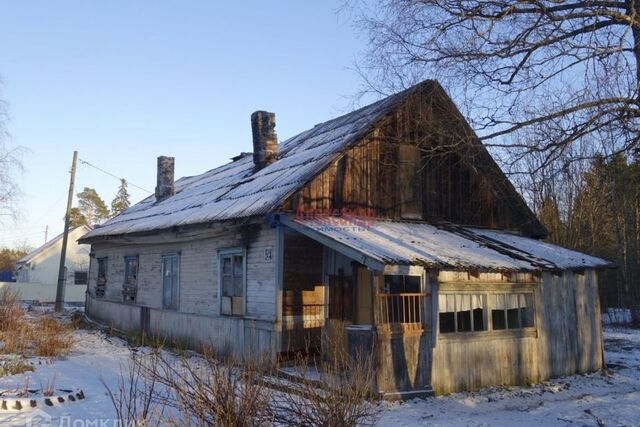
[
  {"left": 104, "top": 329, "right": 383, "bottom": 427},
  {"left": 142, "top": 350, "right": 275, "bottom": 427},
  {"left": 272, "top": 331, "right": 382, "bottom": 427}
]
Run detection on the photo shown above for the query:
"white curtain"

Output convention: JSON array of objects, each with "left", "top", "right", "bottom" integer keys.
[
  {"left": 439, "top": 294, "right": 484, "bottom": 312},
  {"left": 439, "top": 294, "right": 456, "bottom": 313}
]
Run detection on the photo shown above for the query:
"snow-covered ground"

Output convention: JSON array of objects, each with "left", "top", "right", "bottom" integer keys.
[{"left": 1, "top": 323, "right": 639, "bottom": 426}]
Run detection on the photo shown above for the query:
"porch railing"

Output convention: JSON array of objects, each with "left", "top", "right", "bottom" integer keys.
[
  {"left": 283, "top": 303, "right": 327, "bottom": 329},
  {"left": 376, "top": 293, "right": 425, "bottom": 328}
]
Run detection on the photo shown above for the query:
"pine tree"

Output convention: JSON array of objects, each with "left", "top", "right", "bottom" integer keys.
[
  {"left": 76, "top": 187, "right": 110, "bottom": 227},
  {"left": 69, "top": 207, "right": 87, "bottom": 227},
  {"left": 111, "top": 179, "right": 131, "bottom": 217}
]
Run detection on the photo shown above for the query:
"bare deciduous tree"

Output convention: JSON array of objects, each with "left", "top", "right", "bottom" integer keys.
[
  {"left": 0, "top": 85, "right": 23, "bottom": 223},
  {"left": 348, "top": 0, "right": 640, "bottom": 172}
]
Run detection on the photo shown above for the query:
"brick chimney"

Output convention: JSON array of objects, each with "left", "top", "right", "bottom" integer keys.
[
  {"left": 251, "top": 111, "right": 278, "bottom": 170},
  {"left": 155, "top": 156, "right": 175, "bottom": 202}
]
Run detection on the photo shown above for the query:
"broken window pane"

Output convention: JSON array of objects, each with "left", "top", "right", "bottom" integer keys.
[
  {"left": 520, "top": 293, "right": 535, "bottom": 327},
  {"left": 439, "top": 312, "right": 455, "bottom": 333},
  {"left": 404, "top": 275, "right": 421, "bottom": 293},
  {"left": 456, "top": 294, "right": 472, "bottom": 332},
  {"left": 491, "top": 294, "right": 506, "bottom": 330},
  {"left": 222, "top": 257, "right": 231, "bottom": 275},
  {"left": 233, "top": 255, "right": 243, "bottom": 277}
]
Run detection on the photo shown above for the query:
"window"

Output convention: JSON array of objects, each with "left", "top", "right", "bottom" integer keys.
[
  {"left": 74, "top": 271, "right": 88, "bottom": 285},
  {"left": 490, "top": 293, "right": 535, "bottom": 330},
  {"left": 96, "top": 257, "right": 107, "bottom": 298},
  {"left": 219, "top": 250, "right": 244, "bottom": 316},
  {"left": 439, "top": 294, "right": 486, "bottom": 333},
  {"left": 377, "top": 274, "right": 424, "bottom": 326},
  {"left": 440, "top": 291, "right": 535, "bottom": 334},
  {"left": 162, "top": 253, "right": 180, "bottom": 310},
  {"left": 397, "top": 144, "right": 423, "bottom": 219},
  {"left": 383, "top": 275, "right": 421, "bottom": 294},
  {"left": 123, "top": 256, "right": 139, "bottom": 303}
]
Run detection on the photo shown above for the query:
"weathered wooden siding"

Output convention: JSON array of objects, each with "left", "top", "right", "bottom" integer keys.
[
  {"left": 86, "top": 223, "right": 278, "bottom": 357},
  {"left": 290, "top": 87, "right": 544, "bottom": 236},
  {"left": 430, "top": 269, "right": 603, "bottom": 395}
]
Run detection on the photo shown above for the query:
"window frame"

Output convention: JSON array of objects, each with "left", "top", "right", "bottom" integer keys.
[
  {"left": 438, "top": 293, "right": 488, "bottom": 334},
  {"left": 74, "top": 271, "right": 88, "bottom": 285},
  {"left": 123, "top": 255, "right": 139, "bottom": 304},
  {"left": 95, "top": 257, "right": 108, "bottom": 299},
  {"left": 437, "top": 284, "right": 537, "bottom": 340},
  {"left": 377, "top": 268, "right": 427, "bottom": 330},
  {"left": 217, "top": 247, "right": 246, "bottom": 317},
  {"left": 161, "top": 252, "right": 180, "bottom": 311}
]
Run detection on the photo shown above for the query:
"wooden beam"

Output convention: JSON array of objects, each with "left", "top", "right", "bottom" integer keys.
[{"left": 279, "top": 215, "right": 385, "bottom": 271}]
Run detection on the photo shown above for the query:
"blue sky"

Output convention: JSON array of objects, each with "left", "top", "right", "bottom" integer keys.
[{"left": 0, "top": 1, "right": 368, "bottom": 248}]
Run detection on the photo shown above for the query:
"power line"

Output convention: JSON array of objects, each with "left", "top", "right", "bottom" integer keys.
[{"left": 78, "top": 157, "right": 153, "bottom": 194}]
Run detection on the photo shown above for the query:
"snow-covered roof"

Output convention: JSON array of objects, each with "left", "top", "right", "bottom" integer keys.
[
  {"left": 18, "top": 225, "right": 92, "bottom": 264},
  {"left": 81, "top": 82, "right": 415, "bottom": 241},
  {"left": 285, "top": 216, "right": 610, "bottom": 271}
]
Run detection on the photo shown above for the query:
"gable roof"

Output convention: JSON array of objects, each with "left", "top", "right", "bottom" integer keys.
[
  {"left": 80, "top": 80, "right": 544, "bottom": 242},
  {"left": 18, "top": 225, "right": 92, "bottom": 264}
]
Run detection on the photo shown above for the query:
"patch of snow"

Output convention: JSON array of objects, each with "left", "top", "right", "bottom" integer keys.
[
  {"left": 2, "top": 322, "right": 639, "bottom": 426},
  {"left": 603, "top": 308, "right": 634, "bottom": 325}
]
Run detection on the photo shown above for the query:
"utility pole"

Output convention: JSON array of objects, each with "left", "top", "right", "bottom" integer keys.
[
  {"left": 44, "top": 225, "right": 48, "bottom": 244},
  {"left": 55, "top": 151, "right": 78, "bottom": 312}
]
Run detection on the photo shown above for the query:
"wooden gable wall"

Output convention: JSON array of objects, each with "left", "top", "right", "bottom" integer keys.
[{"left": 286, "top": 85, "right": 545, "bottom": 237}]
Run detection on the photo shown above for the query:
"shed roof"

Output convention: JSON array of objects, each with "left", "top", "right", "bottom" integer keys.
[{"left": 282, "top": 216, "right": 610, "bottom": 272}]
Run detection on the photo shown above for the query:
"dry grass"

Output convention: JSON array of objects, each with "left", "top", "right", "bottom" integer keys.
[
  {"left": 272, "top": 330, "right": 382, "bottom": 427},
  {"left": 0, "top": 356, "right": 34, "bottom": 377},
  {"left": 103, "top": 330, "right": 383, "bottom": 427},
  {"left": 32, "top": 317, "right": 74, "bottom": 357},
  {"left": 142, "top": 350, "right": 275, "bottom": 426},
  {"left": 0, "top": 288, "right": 74, "bottom": 358},
  {"left": 101, "top": 353, "right": 165, "bottom": 427},
  {"left": 0, "top": 288, "right": 23, "bottom": 332}
]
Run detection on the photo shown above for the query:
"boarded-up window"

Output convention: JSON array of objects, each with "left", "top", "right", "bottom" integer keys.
[
  {"left": 329, "top": 272, "right": 352, "bottom": 321},
  {"left": 162, "top": 253, "right": 180, "bottom": 310},
  {"left": 220, "top": 250, "right": 245, "bottom": 316},
  {"left": 96, "top": 257, "right": 107, "bottom": 298},
  {"left": 397, "top": 144, "right": 422, "bottom": 219},
  {"left": 123, "top": 255, "right": 138, "bottom": 304}
]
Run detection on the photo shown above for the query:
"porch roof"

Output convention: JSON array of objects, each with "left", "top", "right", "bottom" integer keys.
[{"left": 282, "top": 216, "right": 610, "bottom": 272}]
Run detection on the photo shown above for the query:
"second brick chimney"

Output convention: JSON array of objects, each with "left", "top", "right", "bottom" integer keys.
[
  {"left": 251, "top": 111, "right": 278, "bottom": 171},
  {"left": 155, "top": 156, "right": 175, "bottom": 203}
]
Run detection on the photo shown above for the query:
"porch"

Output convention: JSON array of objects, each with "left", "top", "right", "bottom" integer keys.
[
  {"left": 277, "top": 219, "right": 434, "bottom": 398},
  {"left": 276, "top": 214, "right": 607, "bottom": 396}
]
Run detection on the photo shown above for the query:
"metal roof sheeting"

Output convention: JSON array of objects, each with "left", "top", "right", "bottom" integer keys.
[
  {"left": 81, "top": 83, "right": 414, "bottom": 241},
  {"left": 288, "top": 217, "right": 610, "bottom": 271}
]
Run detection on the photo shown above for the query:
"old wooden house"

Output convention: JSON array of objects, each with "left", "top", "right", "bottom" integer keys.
[{"left": 80, "top": 80, "right": 610, "bottom": 398}]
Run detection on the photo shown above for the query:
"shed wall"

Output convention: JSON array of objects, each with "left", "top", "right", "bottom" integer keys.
[{"left": 430, "top": 270, "right": 603, "bottom": 394}]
